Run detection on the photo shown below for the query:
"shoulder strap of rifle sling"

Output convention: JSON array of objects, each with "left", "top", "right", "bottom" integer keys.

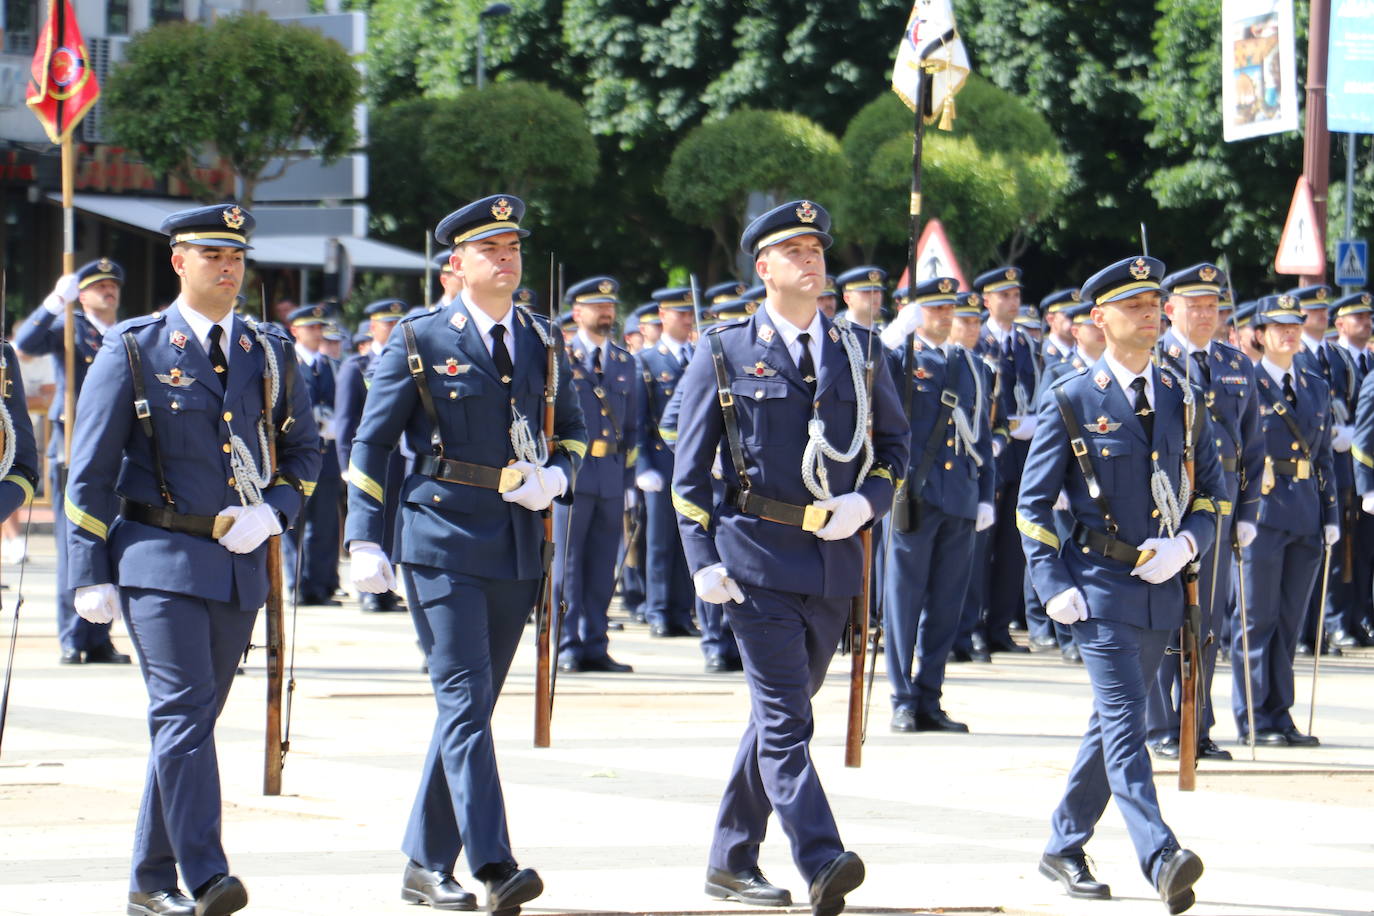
[
  {"left": 706, "top": 330, "right": 751, "bottom": 493},
  {"left": 121, "top": 331, "right": 175, "bottom": 507},
  {"left": 1054, "top": 384, "right": 1119, "bottom": 534},
  {"left": 402, "top": 321, "right": 444, "bottom": 458}
]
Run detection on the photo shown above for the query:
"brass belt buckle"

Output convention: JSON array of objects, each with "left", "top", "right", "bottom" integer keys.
[
  {"left": 212, "top": 514, "right": 235, "bottom": 539},
  {"left": 498, "top": 465, "right": 524, "bottom": 493},
  {"left": 1295, "top": 458, "right": 1311, "bottom": 480},
  {"left": 1135, "top": 548, "right": 1155, "bottom": 568},
  {"left": 802, "top": 504, "right": 831, "bottom": 533},
  {"left": 1008, "top": 417, "right": 1021, "bottom": 433},
  {"left": 590, "top": 439, "right": 610, "bottom": 458}
]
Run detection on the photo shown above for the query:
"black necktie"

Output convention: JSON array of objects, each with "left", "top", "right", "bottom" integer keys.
[
  {"left": 796, "top": 333, "right": 816, "bottom": 392},
  {"left": 592, "top": 346, "right": 603, "bottom": 378},
  {"left": 1191, "top": 349, "right": 1211, "bottom": 387},
  {"left": 1361, "top": 352, "right": 1370, "bottom": 375},
  {"left": 207, "top": 325, "right": 228, "bottom": 391},
  {"left": 678, "top": 344, "right": 691, "bottom": 369},
  {"left": 1318, "top": 346, "right": 1330, "bottom": 380},
  {"left": 1283, "top": 372, "right": 1298, "bottom": 409},
  {"left": 1003, "top": 335, "right": 1014, "bottom": 358},
  {"left": 490, "top": 324, "right": 513, "bottom": 384},
  {"left": 1131, "top": 376, "right": 1153, "bottom": 442}
]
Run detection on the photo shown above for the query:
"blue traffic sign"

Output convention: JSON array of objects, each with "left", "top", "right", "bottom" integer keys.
[{"left": 1337, "top": 240, "right": 1368, "bottom": 286}]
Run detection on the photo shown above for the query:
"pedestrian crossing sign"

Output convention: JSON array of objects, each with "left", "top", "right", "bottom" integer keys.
[{"left": 1336, "top": 240, "right": 1367, "bottom": 286}]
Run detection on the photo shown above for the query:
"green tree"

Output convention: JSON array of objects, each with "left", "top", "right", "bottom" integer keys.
[
  {"left": 662, "top": 109, "right": 846, "bottom": 270},
  {"left": 104, "top": 13, "right": 362, "bottom": 204}
]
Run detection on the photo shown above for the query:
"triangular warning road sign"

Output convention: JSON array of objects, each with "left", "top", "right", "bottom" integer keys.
[
  {"left": 908, "top": 219, "right": 966, "bottom": 291},
  {"left": 1275, "top": 177, "right": 1325, "bottom": 276}
]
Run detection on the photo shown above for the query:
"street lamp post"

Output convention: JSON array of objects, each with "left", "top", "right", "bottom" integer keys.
[{"left": 476, "top": 3, "right": 513, "bottom": 90}]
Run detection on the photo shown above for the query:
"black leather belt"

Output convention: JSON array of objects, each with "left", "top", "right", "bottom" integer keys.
[
  {"left": 1221, "top": 457, "right": 1237, "bottom": 472},
  {"left": 416, "top": 454, "right": 523, "bottom": 492},
  {"left": 1271, "top": 458, "right": 1312, "bottom": 479},
  {"left": 725, "top": 486, "right": 830, "bottom": 532},
  {"left": 120, "top": 499, "right": 233, "bottom": 539},
  {"left": 1073, "top": 523, "right": 1143, "bottom": 566}
]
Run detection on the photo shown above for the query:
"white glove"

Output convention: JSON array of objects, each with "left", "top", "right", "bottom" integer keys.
[
  {"left": 216, "top": 504, "right": 282, "bottom": 554},
  {"left": 635, "top": 469, "right": 664, "bottom": 493},
  {"left": 1045, "top": 587, "right": 1088, "bottom": 625},
  {"left": 992, "top": 438, "right": 1005, "bottom": 458},
  {"left": 1363, "top": 492, "right": 1374, "bottom": 516},
  {"left": 1130, "top": 535, "right": 1195, "bottom": 585},
  {"left": 349, "top": 541, "right": 396, "bottom": 594},
  {"left": 1332, "top": 425, "right": 1354, "bottom": 453},
  {"left": 1009, "top": 415, "right": 1037, "bottom": 440},
  {"left": 45, "top": 274, "right": 80, "bottom": 313},
  {"left": 500, "top": 461, "right": 567, "bottom": 511},
  {"left": 879, "top": 304, "right": 923, "bottom": 349},
  {"left": 1053, "top": 490, "right": 1070, "bottom": 512},
  {"left": 711, "top": 450, "right": 723, "bottom": 479},
  {"left": 975, "top": 502, "right": 995, "bottom": 532},
  {"left": 1235, "top": 520, "right": 1257, "bottom": 548},
  {"left": 1324, "top": 524, "right": 1341, "bottom": 546},
  {"left": 693, "top": 562, "right": 744, "bottom": 604},
  {"left": 74, "top": 583, "right": 120, "bottom": 624},
  {"left": 812, "top": 492, "right": 873, "bottom": 541}
]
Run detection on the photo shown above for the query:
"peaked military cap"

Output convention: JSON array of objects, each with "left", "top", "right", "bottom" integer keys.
[
  {"left": 742, "top": 284, "right": 765, "bottom": 304},
  {"left": 705, "top": 280, "right": 747, "bottom": 304},
  {"left": 432, "top": 252, "right": 455, "bottom": 274},
  {"left": 1231, "top": 301, "right": 1256, "bottom": 328},
  {"left": 1333, "top": 290, "right": 1372, "bottom": 317},
  {"left": 1284, "top": 284, "right": 1331, "bottom": 309},
  {"left": 1162, "top": 263, "right": 1227, "bottom": 297},
  {"left": 652, "top": 286, "right": 695, "bottom": 311},
  {"left": 821, "top": 275, "right": 839, "bottom": 297},
  {"left": 1254, "top": 293, "right": 1304, "bottom": 326},
  {"left": 739, "top": 199, "right": 833, "bottom": 256},
  {"left": 711, "top": 298, "right": 758, "bottom": 322},
  {"left": 954, "top": 291, "right": 983, "bottom": 317},
  {"left": 365, "top": 298, "right": 408, "bottom": 320},
  {"left": 892, "top": 286, "right": 910, "bottom": 307},
  {"left": 513, "top": 287, "right": 538, "bottom": 310},
  {"left": 161, "top": 203, "right": 255, "bottom": 250},
  {"left": 558, "top": 310, "right": 576, "bottom": 328},
  {"left": 77, "top": 257, "right": 124, "bottom": 289},
  {"left": 435, "top": 194, "right": 529, "bottom": 247},
  {"left": 1014, "top": 306, "right": 1041, "bottom": 328},
  {"left": 911, "top": 276, "right": 959, "bottom": 307},
  {"left": 1039, "top": 288, "right": 1081, "bottom": 314},
  {"left": 323, "top": 322, "right": 347, "bottom": 342},
  {"left": 1080, "top": 255, "right": 1166, "bottom": 305},
  {"left": 623, "top": 312, "right": 640, "bottom": 336},
  {"left": 288, "top": 303, "right": 331, "bottom": 327},
  {"left": 634, "top": 302, "right": 663, "bottom": 326},
  {"left": 566, "top": 276, "right": 619, "bottom": 305},
  {"left": 973, "top": 265, "right": 1023, "bottom": 293},
  {"left": 353, "top": 320, "right": 373, "bottom": 347},
  {"left": 1067, "top": 300, "right": 1094, "bottom": 324},
  {"left": 837, "top": 266, "right": 887, "bottom": 292}
]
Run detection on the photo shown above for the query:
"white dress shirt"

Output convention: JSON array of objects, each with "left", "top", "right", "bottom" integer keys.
[
  {"left": 1102, "top": 350, "right": 1154, "bottom": 409},
  {"left": 462, "top": 291, "right": 517, "bottom": 367},
  {"left": 1259, "top": 356, "right": 1297, "bottom": 390},
  {"left": 174, "top": 299, "right": 235, "bottom": 359},
  {"left": 764, "top": 302, "right": 822, "bottom": 374}
]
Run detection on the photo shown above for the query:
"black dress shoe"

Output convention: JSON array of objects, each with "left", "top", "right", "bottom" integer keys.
[
  {"left": 360, "top": 592, "right": 386, "bottom": 613},
  {"left": 1061, "top": 644, "right": 1082, "bottom": 664},
  {"left": 677, "top": 621, "right": 703, "bottom": 637},
  {"left": 705, "top": 655, "right": 730, "bottom": 673},
  {"left": 1154, "top": 847, "right": 1203, "bottom": 915},
  {"left": 705, "top": 865, "right": 792, "bottom": 906},
  {"left": 1282, "top": 726, "right": 1319, "bottom": 746},
  {"left": 987, "top": 636, "right": 1030, "bottom": 654},
  {"left": 970, "top": 631, "right": 989, "bottom": 653},
  {"left": 914, "top": 709, "right": 969, "bottom": 733},
  {"left": 808, "top": 851, "right": 864, "bottom": 916},
  {"left": 477, "top": 862, "right": 543, "bottom": 916},
  {"left": 1039, "top": 852, "right": 1111, "bottom": 900},
  {"left": 85, "top": 643, "right": 132, "bottom": 664},
  {"left": 950, "top": 648, "right": 973, "bottom": 663},
  {"left": 60, "top": 648, "right": 84, "bottom": 665},
  {"left": 1152, "top": 737, "right": 1180, "bottom": 760},
  {"left": 1330, "top": 629, "right": 1359, "bottom": 649},
  {"left": 890, "top": 707, "right": 916, "bottom": 733},
  {"left": 649, "top": 624, "right": 671, "bottom": 638},
  {"left": 1320, "top": 640, "right": 1343, "bottom": 657},
  {"left": 581, "top": 655, "right": 633, "bottom": 673},
  {"left": 1253, "top": 729, "right": 1288, "bottom": 746},
  {"left": 607, "top": 621, "right": 624, "bottom": 631},
  {"left": 1295, "top": 641, "right": 1313, "bottom": 657},
  {"left": 1030, "top": 634, "right": 1059, "bottom": 651},
  {"left": 128, "top": 888, "right": 195, "bottom": 916},
  {"left": 192, "top": 874, "right": 247, "bottom": 916},
  {"left": 1357, "top": 620, "right": 1374, "bottom": 646},
  {"left": 557, "top": 658, "right": 582, "bottom": 674},
  {"left": 401, "top": 860, "right": 477, "bottom": 911},
  {"left": 969, "top": 645, "right": 991, "bottom": 663},
  {"left": 1198, "top": 739, "right": 1232, "bottom": 760}
]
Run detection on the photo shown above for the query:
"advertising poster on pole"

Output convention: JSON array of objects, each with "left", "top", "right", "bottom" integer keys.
[
  {"left": 1328, "top": 0, "right": 1374, "bottom": 133},
  {"left": 1221, "top": 0, "right": 1299, "bottom": 141}
]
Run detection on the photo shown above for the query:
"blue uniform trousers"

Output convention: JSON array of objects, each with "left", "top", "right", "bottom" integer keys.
[
  {"left": 1047, "top": 618, "right": 1177, "bottom": 883},
  {"left": 697, "top": 596, "right": 739, "bottom": 663},
  {"left": 53, "top": 461, "right": 115, "bottom": 653},
  {"left": 1233, "top": 525, "right": 1322, "bottom": 735},
  {"left": 283, "top": 448, "right": 341, "bottom": 601},
  {"left": 1147, "top": 512, "right": 1232, "bottom": 744},
  {"left": 122, "top": 587, "right": 257, "bottom": 894},
  {"left": 953, "top": 528, "right": 991, "bottom": 654},
  {"left": 710, "top": 586, "right": 847, "bottom": 884},
  {"left": 401, "top": 565, "right": 536, "bottom": 874},
  {"left": 883, "top": 507, "right": 974, "bottom": 714},
  {"left": 1306, "top": 488, "right": 1369, "bottom": 641},
  {"left": 553, "top": 492, "right": 622, "bottom": 664},
  {"left": 644, "top": 487, "right": 694, "bottom": 630},
  {"left": 985, "top": 472, "right": 1028, "bottom": 637}
]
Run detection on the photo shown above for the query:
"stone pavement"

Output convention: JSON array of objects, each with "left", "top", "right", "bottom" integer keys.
[{"left": 1, "top": 534, "right": 1371, "bottom": 916}]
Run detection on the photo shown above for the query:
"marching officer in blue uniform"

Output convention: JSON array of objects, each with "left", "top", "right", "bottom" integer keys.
[
  {"left": 635, "top": 287, "right": 700, "bottom": 637},
  {"left": 974, "top": 266, "right": 1038, "bottom": 653},
  {"left": 1290, "top": 284, "right": 1356, "bottom": 656},
  {"left": 435, "top": 252, "right": 463, "bottom": 308},
  {"left": 15, "top": 257, "right": 133, "bottom": 665},
  {"left": 672, "top": 200, "right": 909, "bottom": 916},
  {"left": 65, "top": 204, "right": 320, "bottom": 916},
  {"left": 1019, "top": 255, "right": 1221, "bottom": 914},
  {"left": 1232, "top": 293, "right": 1337, "bottom": 747},
  {"left": 1039, "top": 290, "right": 1079, "bottom": 365},
  {"left": 335, "top": 298, "right": 408, "bottom": 613},
  {"left": 835, "top": 266, "right": 885, "bottom": 329},
  {"left": 817, "top": 274, "right": 839, "bottom": 320},
  {"left": 345, "top": 194, "right": 583, "bottom": 914},
  {"left": 1338, "top": 292, "right": 1374, "bottom": 646},
  {"left": 879, "top": 277, "right": 994, "bottom": 732},
  {"left": 1145, "top": 264, "right": 1263, "bottom": 761},
  {"left": 553, "top": 275, "right": 639, "bottom": 673},
  {"left": 0, "top": 338, "right": 40, "bottom": 571},
  {"left": 282, "top": 303, "right": 343, "bottom": 605}
]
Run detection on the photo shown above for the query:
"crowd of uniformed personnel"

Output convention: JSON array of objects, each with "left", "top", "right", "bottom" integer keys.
[{"left": 7, "top": 191, "right": 1370, "bottom": 916}]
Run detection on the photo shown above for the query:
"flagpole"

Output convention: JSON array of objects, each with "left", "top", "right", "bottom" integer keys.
[
  {"left": 61, "top": 135, "right": 74, "bottom": 468},
  {"left": 904, "top": 29, "right": 957, "bottom": 292}
]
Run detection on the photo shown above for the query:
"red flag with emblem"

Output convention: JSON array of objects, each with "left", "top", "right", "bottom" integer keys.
[{"left": 25, "top": 0, "right": 100, "bottom": 144}]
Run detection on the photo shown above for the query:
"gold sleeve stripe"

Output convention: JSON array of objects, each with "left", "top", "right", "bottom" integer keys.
[
  {"left": 868, "top": 467, "right": 894, "bottom": 483},
  {"left": 302, "top": 480, "right": 318, "bottom": 498},
  {"left": 66, "top": 495, "right": 108, "bottom": 540},
  {"left": 558, "top": 438, "right": 587, "bottom": 459},
  {"left": 992, "top": 426, "right": 1009, "bottom": 438},
  {"left": 1219, "top": 500, "right": 1233, "bottom": 517},
  {"left": 1016, "top": 510, "right": 1059, "bottom": 550},
  {"left": 3, "top": 475, "right": 34, "bottom": 505},
  {"left": 1191, "top": 497, "right": 1216, "bottom": 515},
  {"left": 348, "top": 461, "right": 382, "bottom": 502},
  {"left": 1353, "top": 444, "right": 1374, "bottom": 469},
  {"left": 671, "top": 487, "right": 711, "bottom": 530},
  {"left": 625, "top": 446, "right": 640, "bottom": 466},
  {"left": 661, "top": 428, "right": 679, "bottom": 442}
]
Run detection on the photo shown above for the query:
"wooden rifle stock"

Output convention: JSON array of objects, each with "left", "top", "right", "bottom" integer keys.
[
  {"left": 844, "top": 529, "right": 870, "bottom": 768},
  {"left": 533, "top": 258, "right": 558, "bottom": 748},
  {"left": 262, "top": 300, "right": 286, "bottom": 795},
  {"left": 1177, "top": 385, "right": 1200, "bottom": 791}
]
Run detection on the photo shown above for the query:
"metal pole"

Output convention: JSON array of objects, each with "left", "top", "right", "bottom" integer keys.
[
  {"left": 476, "top": 19, "right": 486, "bottom": 90},
  {"left": 1343, "top": 133, "right": 1356, "bottom": 296}
]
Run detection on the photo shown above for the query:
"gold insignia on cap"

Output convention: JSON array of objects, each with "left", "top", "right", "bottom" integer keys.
[
  {"left": 969, "top": 293, "right": 981, "bottom": 307},
  {"left": 1129, "top": 258, "right": 1151, "bottom": 280},
  {"left": 867, "top": 270, "right": 881, "bottom": 283},
  {"left": 222, "top": 206, "right": 246, "bottom": 230},
  {"left": 1199, "top": 266, "right": 1218, "bottom": 282},
  {"left": 97, "top": 257, "right": 113, "bottom": 272},
  {"left": 491, "top": 198, "right": 514, "bottom": 220},
  {"left": 1363, "top": 294, "right": 1372, "bottom": 305},
  {"left": 939, "top": 278, "right": 955, "bottom": 293},
  {"left": 796, "top": 201, "right": 818, "bottom": 224},
  {"left": 1070, "top": 290, "right": 1081, "bottom": 302},
  {"left": 598, "top": 280, "right": 614, "bottom": 294},
  {"left": 1316, "top": 288, "right": 1329, "bottom": 300},
  {"left": 1279, "top": 294, "right": 1297, "bottom": 309},
  {"left": 1004, "top": 268, "right": 1017, "bottom": 281},
  {"left": 734, "top": 283, "right": 746, "bottom": 295},
  {"left": 745, "top": 302, "right": 758, "bottom": 314}
]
